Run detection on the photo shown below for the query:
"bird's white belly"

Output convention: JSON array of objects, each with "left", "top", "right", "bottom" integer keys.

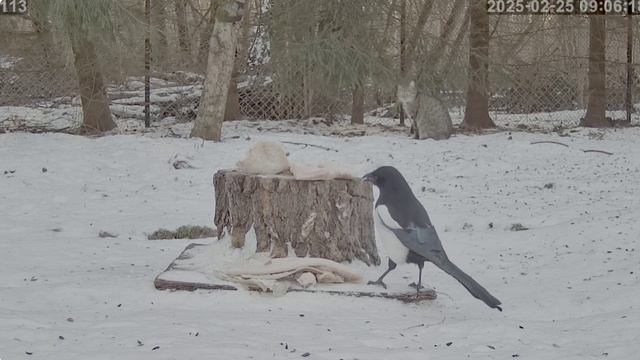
[{"left": 374, "top": 205, "right": 409, "bottom": 265}]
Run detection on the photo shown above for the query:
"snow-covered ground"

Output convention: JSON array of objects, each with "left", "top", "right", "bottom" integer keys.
[
  {"left": 1, "top": 122, "right": 639, "bottom": 359},
  {"left": 3, "top": 101, "right": 639, "bottom": 135}
]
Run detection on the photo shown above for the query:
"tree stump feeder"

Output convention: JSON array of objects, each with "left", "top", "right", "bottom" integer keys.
[{"left": 214, "top": 170, "right": 380, "bottom": 266}]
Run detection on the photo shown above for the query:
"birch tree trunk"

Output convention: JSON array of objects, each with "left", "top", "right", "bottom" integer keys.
[
  {"left": 191, "top": 0, "right": 246, "bottom": 141},
  {"left": 461, "top": 0, "right": 495, "bottom": 130},
  {"left": 583, "top": 16, "right": 610, "bottom": 127},
  {"left": 198, "top": 0, "right": 219, "bottom": 70}
]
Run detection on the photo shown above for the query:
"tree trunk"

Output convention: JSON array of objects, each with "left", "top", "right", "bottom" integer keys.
[
  {"left": 191, "top": 0, "right": 246, "bottom": 141},
  {"left": 225, "top": 1, "right": 252, "bottom": 123},
  {"left": 236, "top": 0, "right": 253, "bottom": 75},
  {"left": 461, "top": 0, "right": 495, "bottom": 130},
  {"left": 303, "top": 72, "right": 313, "bottom": 119},
  {"left": 404, "top": 0, "right": 434, "bottom": 67},
  {"left": 214, "top": 170, "right": 380, "bottom": 265},
  {"left": 198, "top": 0, "right": 219, "bottom": 70},
  {"left": 351, "top": 81, "right": 364, "bottom": 124},
  {"left": 425, "top": 0, "right": 465, "bottom": 67},
  {"left": 151, "top": 0, "right": 168, "bottom": 65},
  {"left": 398, "top": 0, "right": 407, "bottom": 126},
  {"left": 69, "top": 33, "right": 116, "bottom": 132},
  {"left": 174, "top": 0, "right": 191, "bottom": 58},
  {"left": 31, "top": 5, "right": 58, "bottom": 69},
  {"left": 583, "top": 16, "right": 609, "bottom": 127},
  {"left": 145, "top": 0, "right": 151, "bottom": 127},
  {"left": 440, "top": 7, "right": 469, "bottom": 80},
  {"left": 224, "top": 78, "right": 241, "bottom": 120}
]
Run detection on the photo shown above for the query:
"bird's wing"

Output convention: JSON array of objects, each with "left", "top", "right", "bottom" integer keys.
[
  {"left": 375, "top": 209, "right": 447, "bottom": 263},
  {"left": 410, "top": 226, "right": 447, "bottom": 261},
  {"left": 375, "top": 205, "right": 406, "bottom": 230}
]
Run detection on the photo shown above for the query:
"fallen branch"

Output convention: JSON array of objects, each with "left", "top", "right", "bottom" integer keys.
[
  {"left": 531, "top": 140, "right": 614, "bottom": 155},
  {"left": 530, "top": 140, "right": 569, "bottom": 147},
  {"left": 288, "top": 288, "right": 437, "bottom": 302},
  {"left": 582, "top": 149, "right": 614, "bottom": 155},
  {"left": 281, "top": 141, "right": 338, "bottom": 152},
  {"left": 403, "top": 323, "right": 425, "bottom": 330}
]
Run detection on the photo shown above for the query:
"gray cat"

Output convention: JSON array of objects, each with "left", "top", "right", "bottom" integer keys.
[{"left": 397, "top": 81, "right": 452, "bottom": 140}]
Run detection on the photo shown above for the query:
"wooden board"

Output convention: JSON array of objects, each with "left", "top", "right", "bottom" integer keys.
[
  {"left": 154, "top": 243, "right": 436, "bottom": 303},
  {"left": 154, "top": 243, "right": 238, "bottom": 291}
]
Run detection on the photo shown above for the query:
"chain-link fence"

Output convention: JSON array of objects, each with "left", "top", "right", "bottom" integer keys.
[
  {"left": 484, "top": 14, "right": 636, "bottom": 128},
  {"left": 1, "top": 1, "right": 639, "bottom": 133}
]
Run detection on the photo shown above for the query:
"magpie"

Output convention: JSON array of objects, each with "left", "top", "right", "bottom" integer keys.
[{"left": 362, "top": 166, "right": 502, "bottom": 311}]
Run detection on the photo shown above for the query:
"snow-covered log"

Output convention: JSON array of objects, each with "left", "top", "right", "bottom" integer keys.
[{"left": 213, "top": 170, "right": 380, "bottom": 266}]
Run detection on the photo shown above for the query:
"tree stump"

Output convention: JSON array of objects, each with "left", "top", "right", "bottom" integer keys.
[{"left": 214, "top": 170, "right": 380, "bottom": 266}]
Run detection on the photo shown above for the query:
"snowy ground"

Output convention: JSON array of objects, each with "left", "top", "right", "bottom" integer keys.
[
  {"left": 1, "top": 122, "right": 639, "bottom": 359},
  {"left": 3, "top": 101, "right": 639, "bottom": 136}
]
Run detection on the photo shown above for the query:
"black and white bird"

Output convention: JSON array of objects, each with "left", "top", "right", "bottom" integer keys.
[{"left": 362, "top": 166, "right": 502, "bottom": 311}]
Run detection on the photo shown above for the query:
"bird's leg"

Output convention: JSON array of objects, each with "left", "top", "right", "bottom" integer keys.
[
  {"left": 368, "top": 258, "right": 397, "bottom": 289},
  {"left": 416, "top": 262, "right": 424, "bottom": 296},
  {"left": 409, "top": 262, "right": 425, "bottom": 295}
]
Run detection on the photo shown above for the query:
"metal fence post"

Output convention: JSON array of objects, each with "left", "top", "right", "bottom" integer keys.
[{"left": 626, "top": 13, "right": 633, "bottom": 124}]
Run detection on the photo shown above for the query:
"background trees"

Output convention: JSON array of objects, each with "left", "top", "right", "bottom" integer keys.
[
  {"left": 0, "top": 1, "right": 633, "bottom": 137},
  {"left": 29, "top": 0, "right": 135, "bottom": 132}
]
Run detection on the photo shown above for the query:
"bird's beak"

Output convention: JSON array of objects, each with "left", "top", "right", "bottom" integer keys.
[{"left": 362, "top": 172, "right": 375, "bottom": 183}]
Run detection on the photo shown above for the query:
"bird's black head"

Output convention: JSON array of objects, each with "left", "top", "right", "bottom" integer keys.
[
  {"left": 362, "top": 166, "right": 411, "bottom": 192},
  {"left": 364, "top": 166, "right": 429, "bottom": 225}
]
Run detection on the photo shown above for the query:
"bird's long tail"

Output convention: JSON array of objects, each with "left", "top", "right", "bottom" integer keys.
[{"left": 434, "top": 258, "right": 502, "bottom": 311}]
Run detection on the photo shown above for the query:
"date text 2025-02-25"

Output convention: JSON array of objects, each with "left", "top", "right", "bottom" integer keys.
[{"left": 487, "top": 0, "right": 640, "bottom": 15}]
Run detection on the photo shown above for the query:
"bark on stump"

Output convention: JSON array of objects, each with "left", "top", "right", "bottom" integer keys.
[{"left": 214, "top": 170, "right": 380, "bottom": 266}]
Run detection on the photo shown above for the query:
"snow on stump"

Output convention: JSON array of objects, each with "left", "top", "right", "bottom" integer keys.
[{"left": 214, "top": 169, "right": 380, "bottom": 266}]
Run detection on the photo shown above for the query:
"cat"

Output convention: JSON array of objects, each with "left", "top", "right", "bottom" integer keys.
[{"left": 397, "top": 80, "right": 453, "bottom": 140}]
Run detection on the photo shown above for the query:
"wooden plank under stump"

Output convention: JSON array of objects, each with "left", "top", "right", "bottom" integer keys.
[
  {"left": 153, "top": 243, "right": 238, "bottom": 291},
  {"left": 154, "top": 243, "right": 437, "bottom": 303}
]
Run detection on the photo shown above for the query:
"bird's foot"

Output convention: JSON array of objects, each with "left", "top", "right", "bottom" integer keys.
[
  {"left": 408, "top": 282, "right": 425, "bottom": 290},
  {"left": 367, "top": 280, "right": 388, "bottom": 289}
]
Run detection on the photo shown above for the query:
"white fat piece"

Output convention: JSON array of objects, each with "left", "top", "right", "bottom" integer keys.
[{"left": 372, "top": 187, "right": 409, "bottom": 265}]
